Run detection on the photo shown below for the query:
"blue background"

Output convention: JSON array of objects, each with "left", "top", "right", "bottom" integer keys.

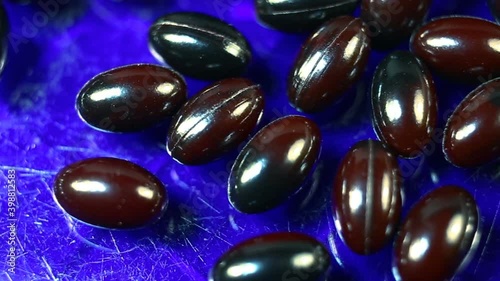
[{"left": 0, "top": 0, "right": 499, "bottom": 280}]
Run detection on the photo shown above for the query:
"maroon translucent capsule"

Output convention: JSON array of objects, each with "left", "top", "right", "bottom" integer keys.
[
  {"left": 394, "top": 186, "right": 480, "bottom": 281},
  {"left": 76, "top": 64, "right": 187, "bottom": 133},
  {"left": 411, "top": 16, "right": 500, "bottom": 81},
  {"left": 361, "top": 0, "right": 431, "bottom": 49},
  {"left": 443, "top": 78, "right": 500, "bottom": 168},
  {"left": 372, "top": 51, "right": 437, "bottom": 158},
  {"left": 53, "top": 157, "right": 168, "bottom": 229},
  {"left": 229, "top": 116, "right": 322, "bottom": 213},
  {"left": 210, "top": 232, "right": 332, "bottom": 281},
  {"left": 333, "top": 139, "right": 402, "bottom": 254},
  {"left": 167, "top": 78, "right": 264, "bottom": 165},
  {"left": 289, "top": 16, "right": 371, "bottom": 113}
]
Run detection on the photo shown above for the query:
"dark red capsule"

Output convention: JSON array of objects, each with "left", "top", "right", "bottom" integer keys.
[
  {"left": 210, "top": 232, "right": 331, "bottom": 281},
  {"left": 443, "top": 78, "right": 500, "bottom": 168},
  {"left": 333, "top": 139, "right": 402, "bottom": 255},
  {"left": 76, "top": 64, "right": 187, "bottom": 133},
  {"left": 288, "top": 16, "right": 371, "bottom": 113},
  {"left": 411, "top": 16, "right": 500, "bottom": 81},
  {"left": 255, "top": 0, "right": 359, "bottom": 32},
  {"left": 228, "top": 116, "right": 321, "bottom": 214},
  {"left": 372, "top": 51, "right": 437, "bottom": 158},
  {"left": 394, "top": 186, "right": 480, "bottom": 281},
  {"left": 361, "top": 0, "right": 431, "bottom": 49},
  {"left": 53, "top": 157, "right": 168, "bottom": 229},
  {"left": 167, "top": 78, "right": 264, "bottom": 165}
]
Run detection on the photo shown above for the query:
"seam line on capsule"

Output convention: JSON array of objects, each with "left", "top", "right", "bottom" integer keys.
[
  {"left": 294, "top": 18, "right": 357, "bottom": 106},
  {"left": 170, "top": 85, "right": 260, "bottom": 152},
  {"left": 365, "top": 140, "right": 374, "bottom": 253},
  {"left": 262, "top": 0, "right": 357, "bottom": 15},
  {"left": 153, "top": 20, "right": 251, "bottom": 59}
]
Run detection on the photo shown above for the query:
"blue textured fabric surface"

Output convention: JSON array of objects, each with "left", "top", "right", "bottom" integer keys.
[{"left": 0, "top": 1, "right": 499, "bottom": 280}]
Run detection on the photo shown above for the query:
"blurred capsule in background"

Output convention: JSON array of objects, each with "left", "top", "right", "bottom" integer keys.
[
  {"left": 7, "top": 0, "right": 32, "bottom": 4},
  {"left": 489, "top": 0, "right": 500, "bottom": 23},
  {"left": 149, "top": 12, "right": 252, "bottom": 81},
  {"left": 361, "top": 0, "right": 431, "bottom": 49},
  {"left": 0, "top": 2, "right": 8, "bottom": 75}
]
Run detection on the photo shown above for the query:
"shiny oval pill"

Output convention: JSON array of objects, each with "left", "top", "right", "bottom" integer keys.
[
  {"left": 167, "top": 78, "right": 264, "bottom": 165},
  {"left": 411, "top": 16, "right": 500, "bottom": 81},
  {"left": 53, "top": 157, "right": 168, "bottom": 229},
  {"left": 210, "top": 232, "right": 331, "bottom": 281},
  {"left": 76, "top": 64, "right": 187, "bottom": 133},
  {"left": 333, "top": 139, "right": 402, "bottom": 254},
  {"left": 361, "top": 0, "right": 431, "bottom": 49},
  {"left": 443, "top": 78, "right": 500, "bottom": 168},
  {"left": 229, "top": 115, "right": 322, "bottom": 214},
  {"left": 394, "top": 185, "right": 480, "bottom": 281},
  {"left": 149, "top": 12, "right": 252, "bottom": 80},
  {"left": 372, "top": 51, "right": 437, "bottom": 158},
  {"left": 256, "top": 0, "right": 359, "bottom": 32},
  {"left": 289, "top": 16, "right": 371, "bottom": 112}
]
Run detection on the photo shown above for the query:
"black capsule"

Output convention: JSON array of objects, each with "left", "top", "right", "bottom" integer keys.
[
  {"left": 228, "top": 116, "right": 322, "bottom": 213},
  {"left": 210, "top": 232, "right": 331, "bottom": 281},
  {"left": 372, "top": 51, "right": 437, "bottom": 158},
  {"left": 255, "top": 0, "right": 359, "bottom": 32},
  {"left": 149, "top": 12, "right": 252, "bottom": 80}
]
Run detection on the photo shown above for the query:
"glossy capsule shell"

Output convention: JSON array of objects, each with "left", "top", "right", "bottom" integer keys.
[
  {"left": 255, "top": 0, "right": 359, "bottom": 32},
  {"left": 394, "top": 186, "right": 480, "bottom": 281},
  {"left": 53, "top": 157, "right": 168, "bottom": 229},
  {"left": 443, "top": 78, "right": 500, "bottom": 168},
  {"left": 289, "top": 16, "right": 371, "bottom": 112},
  {"left": 149, "top": 12, "right": 252, "bottom": 80},
  {"left": 228, "top": 116, "right": 321, "bottom": 214},
  {"left": 76, "top": 64, "right": 187, "bottom": 133},
  {"left": 167, "top": 78, "right": 264, "bottom": 165},
  {"left": 411, "top": 16, "right": 500, "bottom": 81},
  {"left": 210, "top": 232, "right": 331, "bottom": 281},
  {"left": 361, "top": 0, "right": 431, "bottom": 49},
  {"left": 333, "top": 140, "right": 402, "bottom": 254},
  {"left": 372, "top": 51, "right": 437, "bottom": 158}
]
